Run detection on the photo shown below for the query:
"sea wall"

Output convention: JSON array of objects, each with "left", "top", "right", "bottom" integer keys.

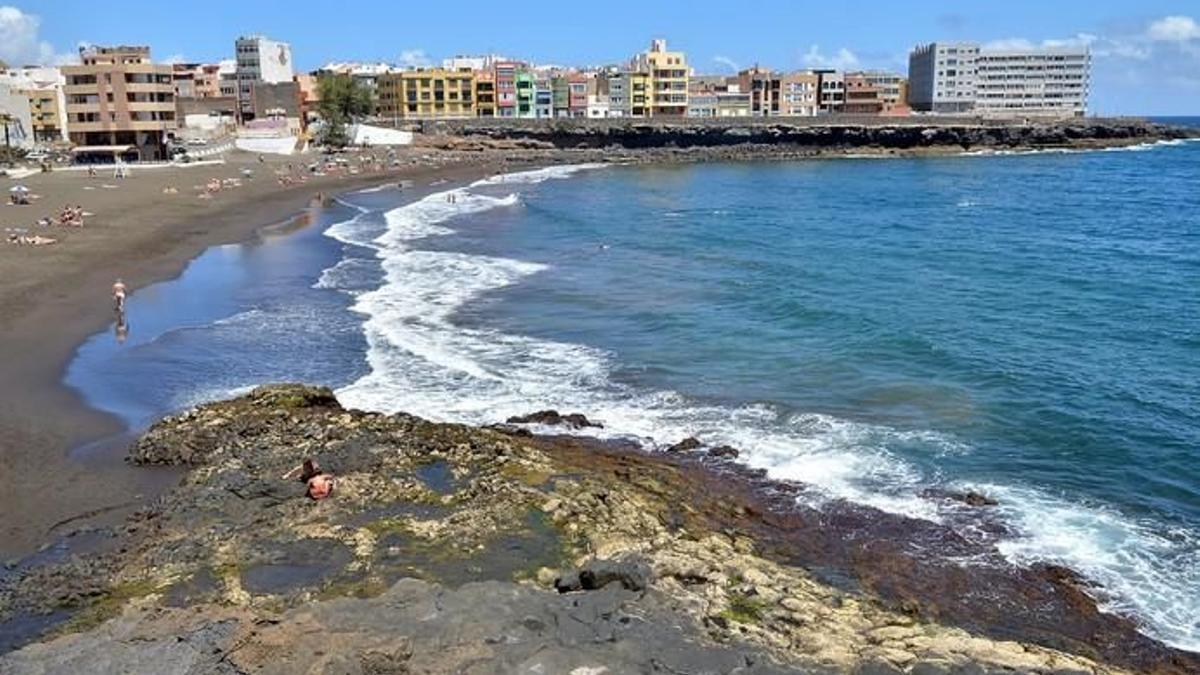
[{"left": 415, "top": 116, "right": 1197, "bottom": 152}]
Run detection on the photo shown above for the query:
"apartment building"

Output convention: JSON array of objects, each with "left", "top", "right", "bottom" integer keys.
[
  {"left": 0, "top": 84, "right": 34, "bottom": 148},
  {"left": 515, "top": 70, "right": 535, "bottom": 118},
  {"left": 474, "top": 70, "right": 496, "bottom": 117},
  {"left": 0, "top": 67, "right": 68, "bottom": 142},
  {"left": 907, "top": 42, "right": 978, "bottom": 113},
  {"left": 376, "top": 68, "right": 476, "bottom": 120},
  {"left": 534, "top": 78, "right": 553, "bottom": 118},
  {"left": 975, "top": 47, "right": 1090, "bottom": 117},
  {"left": 687, "top": 78, "right": 751, "bottom": 117},
  {"left": 843, "top": 73, "right": 883, "bottom": 114},
  {"left": 633, "top": 39, "right": 688, "bottom": 117},
  {"left": 550, "top": 73, "right": 588, "bottom": 118},
  {"left": 814, "top": 70, "right": 845, "bottom": 114},
  {"left": 493, "top": 61, "right": 518, "bottom": 117},
  {"left": 234, "top": 35, "right": 294, "bottom": 121},
  {"left": 855, "top": 71, "right": 908, "bottom": 114},
  {"left": 738, "top": 68, "right": 818, "bottom": 116},
  {"left": 62, "top": 45, "right": 176, "bottom": 160},
  {"left": 586, "top": 76, "right": 610, "bottom": 118}
]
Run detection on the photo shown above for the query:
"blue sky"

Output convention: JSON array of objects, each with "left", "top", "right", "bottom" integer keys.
[{"left": 6, "top": 1, "right": 1200, "bottom": 114}]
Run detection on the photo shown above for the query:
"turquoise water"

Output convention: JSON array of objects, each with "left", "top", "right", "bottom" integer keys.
[{"left": 66, "top": 133, "right": 1200, "bottom": 650}]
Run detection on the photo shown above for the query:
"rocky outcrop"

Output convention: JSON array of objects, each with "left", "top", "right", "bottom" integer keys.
[
  {"left": 2, "top": 384, "right": 1196, "bottom": 673},
  {"left": 418, "top": 118, "right": 1199, "bottom": 154},
  {"left": 506, "top": 409, "right": 603, "bottom": 429}
]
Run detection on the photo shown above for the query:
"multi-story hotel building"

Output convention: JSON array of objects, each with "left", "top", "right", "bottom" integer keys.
[
  {"left": 974, "top": 47, "right": 1090, "bottom": 117},
  {"left": 909, "top": 41, "right": 1090, "bottom": 116},
  {"left": 376, "top": 68, "right": 476, "bottom": 120},
  {"left": 62, "top": 45, "right": 176, "bottom": 160},
  {"left": 633, "top": 39, "right": 688, "bottom": 117}
]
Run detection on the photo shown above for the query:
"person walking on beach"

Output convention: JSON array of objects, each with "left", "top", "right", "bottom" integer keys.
[{"left": 112, "top": 278, "right": 127, "bottom": 313}]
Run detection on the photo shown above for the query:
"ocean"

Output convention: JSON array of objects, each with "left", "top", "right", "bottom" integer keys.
[{"left": 66, "top": 128, "right": 1200, "bottom": 651}]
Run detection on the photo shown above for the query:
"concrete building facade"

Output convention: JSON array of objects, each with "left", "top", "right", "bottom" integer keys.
[
  {"left": 633, "top": 39, "right": 688, "bottom": 117},
  {"left": 0, "top": 67, "right": 68, "bottom": 142},
  {"left": 815, "top": 70, "right": 845, "bottom": 114},
  {"left": 975, "top": 47, "right": 1090, "bottom": 117},
  {"left": 377, "top": 68, "right": 476, "bottom": 120},
  {"left": 908, "top": 41, "right": 1090, "bottom": 116},
  {"left": 907, "top": 42, "right": 978, "bottom": 113},
  {"left": 62, "top": 45, "right": 177, "bottom": 160},
  {"left": 234, "top": 35, "right": 294, "bottom": 120},
  {"left": 0, "top": 83, "right": 35, "bottom": 149}
]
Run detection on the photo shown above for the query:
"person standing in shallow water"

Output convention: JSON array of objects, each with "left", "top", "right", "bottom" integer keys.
[{"left": 112, "top": 278, "right": 127, "bottom": 313}]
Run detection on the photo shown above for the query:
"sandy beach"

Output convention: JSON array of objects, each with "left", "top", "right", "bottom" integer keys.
[{"left": 0, "top": 149, "right": 509, "bottom": 558}]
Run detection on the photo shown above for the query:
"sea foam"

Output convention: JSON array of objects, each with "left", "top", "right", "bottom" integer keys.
[{"left": 321, "top": 158, "right": 1200, "bottom": 652}]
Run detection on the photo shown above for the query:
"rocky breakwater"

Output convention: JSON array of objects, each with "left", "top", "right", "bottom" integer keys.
[
  {"left": 2, "top": 384, "right": 1197, "bottom": 674},
  {"left": 420, "top": 117, "right": 1199, "bottom": 157}
]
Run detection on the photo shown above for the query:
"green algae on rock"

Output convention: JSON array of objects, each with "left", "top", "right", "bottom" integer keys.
[{"left": 2, "top": 384, "right": 1196, "bottom": 674}]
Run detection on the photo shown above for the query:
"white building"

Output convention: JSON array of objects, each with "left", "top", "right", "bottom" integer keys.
[
  {"left": 586, "top": 93, "right": 610, "bottom": 118},
  {"left": 0, "top": 66, "right": 67, "bottom": 143},
  {"left": 907, "top": 42, "right": 978, "bottom": 113},
  {"left": 975, "top": 48, "right": 1091, "bottom": 117},
  {"left": 0, "top": 83, "right": 35, "bottom": 148},
  {"left": 234, "top": 35, "right": 294, "bottom": 119},
  {"left": 908, "top": 41, "right": 1090, "bottom": 117},
  {"left": 816, "top": 70, "right": 845, "bottom": 114}
]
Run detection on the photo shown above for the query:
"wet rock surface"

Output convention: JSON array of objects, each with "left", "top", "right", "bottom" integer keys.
[
  {"left": 506, "top": 409, "right": 603, "bottom": 429},
  {"left": 1, "top": 384, "right": 1196, "bottom": 674}
]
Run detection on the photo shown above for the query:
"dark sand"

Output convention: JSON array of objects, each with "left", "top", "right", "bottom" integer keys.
[{"left": 0, "top": 149, "right": 505, "bottom": 558}]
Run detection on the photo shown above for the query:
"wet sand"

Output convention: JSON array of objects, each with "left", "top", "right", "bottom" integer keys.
[{"left": 0, "top": 150, "right": 504, "bottom": 558}]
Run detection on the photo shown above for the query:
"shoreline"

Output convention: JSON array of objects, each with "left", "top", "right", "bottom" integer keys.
[
  {"left": 4, "top": 131, "right": 1194, "bottom": 558},
  {"left": 3, "top": 384, "right": 1196, "bottom": 672},
  {"left": 2, "top": 136, "right": 1198, "bottom": 668},
  {"left": 0, "top": 150, "right": 515, "bottom": 558}
]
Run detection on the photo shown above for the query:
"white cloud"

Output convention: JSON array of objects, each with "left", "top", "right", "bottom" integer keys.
[
  {"left": 801, "top": 45, "right": 859, "bottom": 70},
  {"left": 0, "top": 5, "right": 74, "bottom": 66},
  {"left": 712, "top": 55, "right": 738, "bottom": 73},
  {"left": 397, "top": 49, "right": 431, "bottom": 68},
  {"left": 162, "top": 53, "right": 187, "bottom": 65},
  {"left": 1147, "top": 15, "right": 1200, "bottom": 43}
]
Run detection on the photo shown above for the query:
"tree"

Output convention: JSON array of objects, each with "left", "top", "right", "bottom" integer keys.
[{"left": 316, "top": 75, "right": 374, "bottom": 147}]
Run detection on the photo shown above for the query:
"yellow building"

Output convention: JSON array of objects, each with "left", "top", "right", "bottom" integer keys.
[
  {"left": 633, "top": 39, "right": 688, "bottom": 117},
  {"left": 377, "top": 68, "right": 476, "bottom": 120},
  {"left": 474, "top": 70, "right": 496, "bottom": 117},
  {"left": 24, "top": 87, "right": 66, "bottom": 142}
]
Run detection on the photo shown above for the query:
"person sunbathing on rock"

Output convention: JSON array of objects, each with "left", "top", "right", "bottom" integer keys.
[{"left": 283, "top": 458, "right": 335, "bottom": 500}]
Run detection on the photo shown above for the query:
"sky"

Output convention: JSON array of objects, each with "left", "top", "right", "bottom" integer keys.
[{"left": 4, "top": 0, "right": 1200, "bottom": 115}]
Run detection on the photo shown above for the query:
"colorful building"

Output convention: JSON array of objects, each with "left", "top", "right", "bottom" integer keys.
[
  {"left": 376, "top": 68, "right": 476, "bottom": 120},
  {"left": 494, "top": 61, "right": 518, "bottom": 117},
  {"left": 633, "top": 39, "right": 688, "bottom": 117},
  {"left": 515, "top": 70, "right": 535, "bottom": 118},
  {"left": 474, "top": 70, "right": 496, "bottom": 117}
]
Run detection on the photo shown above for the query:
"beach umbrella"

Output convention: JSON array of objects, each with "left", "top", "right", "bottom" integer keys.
[{"left": 10, "top": 185, "right": 29, "bottom": 193}]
